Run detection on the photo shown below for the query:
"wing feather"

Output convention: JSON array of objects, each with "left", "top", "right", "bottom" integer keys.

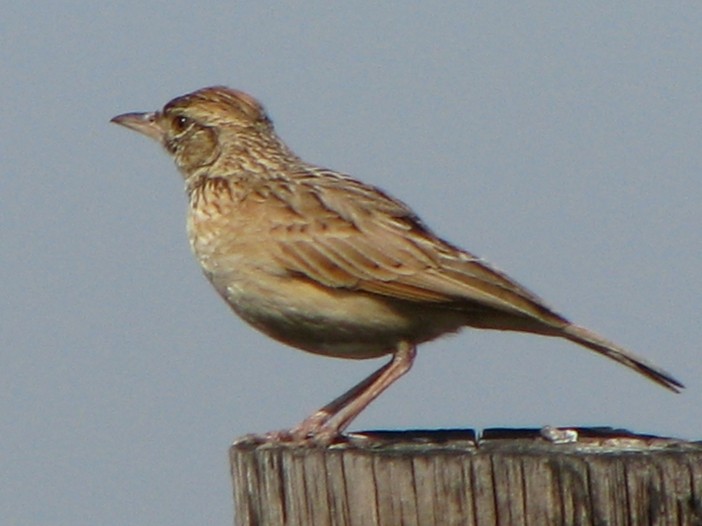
[{"left": 267, "top": 168, "right": 567, "bottom": 325}]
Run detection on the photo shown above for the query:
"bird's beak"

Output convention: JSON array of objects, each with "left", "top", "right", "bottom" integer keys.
[{"left": 110, "top": 111, "right": 165, "bottom": 142}]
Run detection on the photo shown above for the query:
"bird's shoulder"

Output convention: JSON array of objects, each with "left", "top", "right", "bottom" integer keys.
[{"left": 256, "top": 164, "right": 439, "bottom": 241}]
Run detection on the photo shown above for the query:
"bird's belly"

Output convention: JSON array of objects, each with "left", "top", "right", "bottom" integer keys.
[{"left": 210, "top": 270, "right": 463, "bottom": 359}]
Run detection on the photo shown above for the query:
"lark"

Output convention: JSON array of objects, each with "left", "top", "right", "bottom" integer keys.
[{"left": 112, "top": 86, "right": 682, "bottom": 442}]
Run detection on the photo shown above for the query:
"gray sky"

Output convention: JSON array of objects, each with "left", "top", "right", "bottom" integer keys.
[{"left": 2, "top": 2, "right": 701, "bottom": 525}]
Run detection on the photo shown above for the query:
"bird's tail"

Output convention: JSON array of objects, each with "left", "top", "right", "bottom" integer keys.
[{"left": 562, "top": 324, "right": 684, "bottom": 393}]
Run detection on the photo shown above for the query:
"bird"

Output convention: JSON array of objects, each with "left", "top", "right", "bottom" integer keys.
[{"left": 111, "top": 86, "right": 683, "bottom": 443}]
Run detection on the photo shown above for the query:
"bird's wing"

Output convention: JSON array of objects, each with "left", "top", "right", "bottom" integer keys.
[{"left": 265, "top": 169, "right": 567, "bottom": 325}]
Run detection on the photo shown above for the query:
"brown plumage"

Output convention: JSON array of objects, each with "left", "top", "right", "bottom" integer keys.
[{"left": 112, "top": 86, "right": 682, "bottom": 442}]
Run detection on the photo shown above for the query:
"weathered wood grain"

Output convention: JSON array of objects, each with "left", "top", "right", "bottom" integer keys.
[{"left": 230, "top": 429, "right": 702, "bottom": 526}]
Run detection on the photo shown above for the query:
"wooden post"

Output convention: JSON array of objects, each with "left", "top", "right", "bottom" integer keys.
[{"left": 230, "top": 428, "right": 702, "bottom": 526}]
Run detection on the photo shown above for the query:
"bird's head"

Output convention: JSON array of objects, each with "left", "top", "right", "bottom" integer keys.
[{"left": 111, "top": 86, "right": 292, "bottom": 178}]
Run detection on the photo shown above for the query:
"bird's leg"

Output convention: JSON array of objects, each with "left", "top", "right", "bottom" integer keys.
[{"left": 290, "top": 341, "right": 416, "bottom": 442}]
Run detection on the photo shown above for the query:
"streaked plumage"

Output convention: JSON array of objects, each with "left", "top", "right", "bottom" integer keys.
[{"left": 112, "top": 86, "right": 682, "bottom": 442}]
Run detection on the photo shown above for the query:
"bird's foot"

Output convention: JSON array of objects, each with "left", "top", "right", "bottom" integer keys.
[{"left": 233, "top": 411, "right": 345, "bottom": 447}]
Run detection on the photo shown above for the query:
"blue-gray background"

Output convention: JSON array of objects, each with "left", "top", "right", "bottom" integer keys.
[{"left": 2, "top": 3, "right": 700, "bottom": 525}]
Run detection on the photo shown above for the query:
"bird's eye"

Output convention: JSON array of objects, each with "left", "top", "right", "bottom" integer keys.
[{"left": 172, "top": 115, "right": 191, "bottom": 133}]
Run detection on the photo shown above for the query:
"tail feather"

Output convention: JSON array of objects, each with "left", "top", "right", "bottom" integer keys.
[{"left": 562, "top": 324, "right": 684, "bottom": 393}]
